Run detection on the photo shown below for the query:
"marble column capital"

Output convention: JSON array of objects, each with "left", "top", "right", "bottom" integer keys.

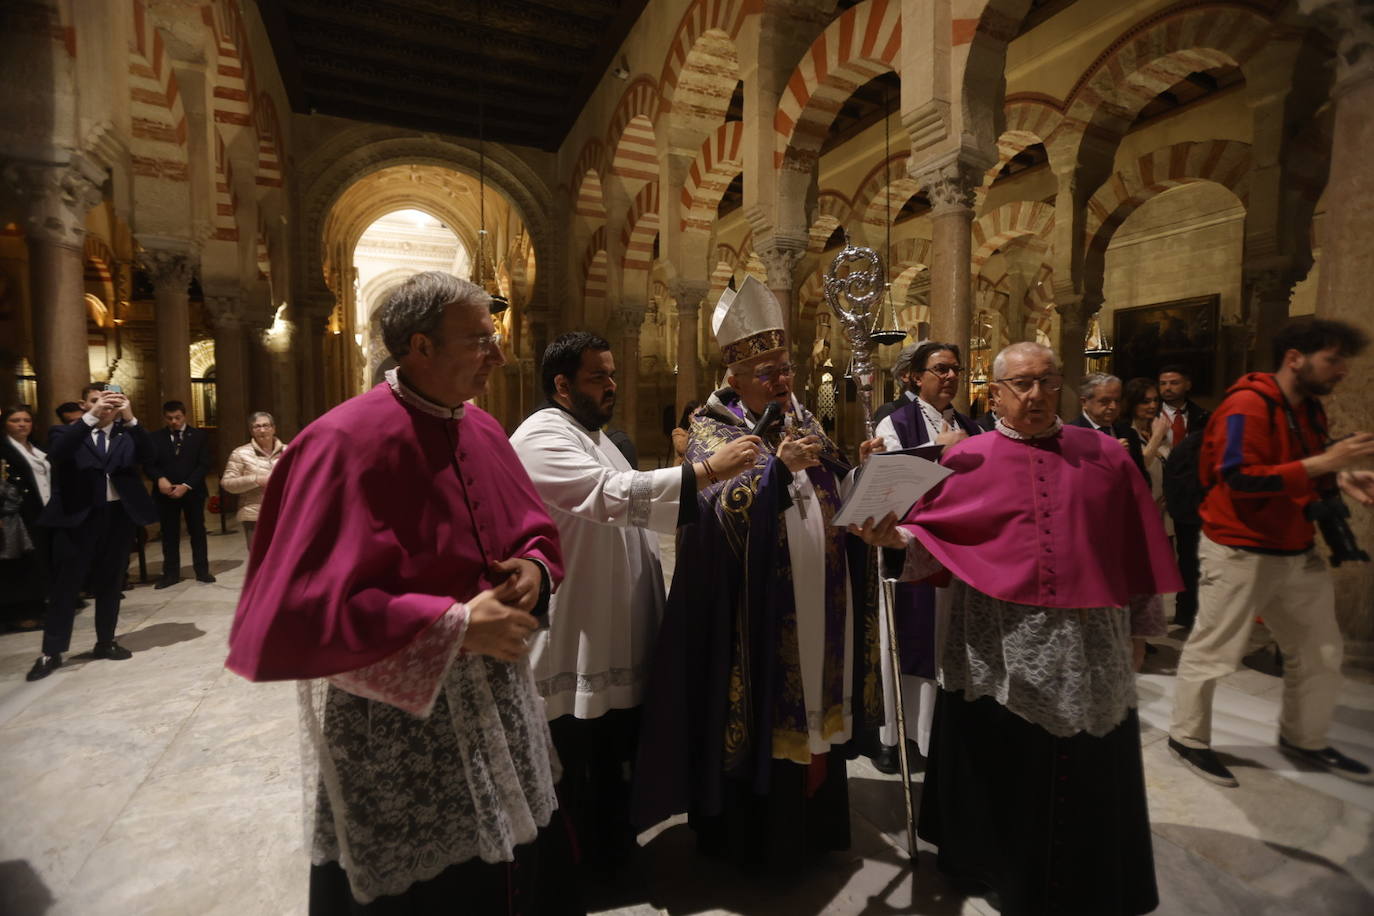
[
  {"left": 204, "top": 292, "right": 247, "bottom": 331},
  {"left": 755, "top": 236, "right": 808, "bottom": 291},
  {"left": 616, "top": 306, "right": 648, "bottom": 332},
  {"left": 1243, "top": 266, "right": 1298, "bottom": 305},
  {"left": 669, "top": 279, "right": 710, "bottom": 312},
  {"left": 912, "top": 159, "right": 983, "bottom": 216},
  {"left": 137, "top": 241, "right": 197, "bottom": 291},
  {"left": 2, "top": 155, "right": 107, "bottom": 251},
  {"left": 1299, "top": 0, "right": 1374, "bottom": 93}
]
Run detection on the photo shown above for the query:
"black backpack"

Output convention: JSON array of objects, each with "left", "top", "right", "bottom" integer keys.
[{"left": 1163, "top": 428, "right": 1206, "bottom": 525}]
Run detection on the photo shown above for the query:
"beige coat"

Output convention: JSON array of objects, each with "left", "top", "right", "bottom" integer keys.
[{"left": 221, "top": 438, "right": 285, "bottom": 522}]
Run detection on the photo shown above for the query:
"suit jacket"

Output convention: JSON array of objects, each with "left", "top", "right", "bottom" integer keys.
[
  {"left": 145, "top": 425, "right": 211, "bottom": 494},
  {"left": 1167, "top": 399, "right": 1211, "bottom": 440},
  {"left": 39, "top": 420, "right": 157, "bottom": 528},
  {"left": 1, "top": 438, "right": 47, "bottom": 525},
  {"left": 1068, "top": 414, "right": 1148, "bottom": 481}
]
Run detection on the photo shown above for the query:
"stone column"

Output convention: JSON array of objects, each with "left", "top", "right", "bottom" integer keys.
[
  {"left": 1241, "top": 267, "right": 1297, "bottom": 378},
  {"left": 617, "top": 307, "right": 646, "bottom": 458},
  {"left": 757, "top": 235, "right": 808, "bottom": 353},
  {"left": 4, "top": 156, "right": 106, "bottom": 424},
  {"left": 204, "top": 290, "right": 247, "bottom": 469},
  {"left": 917, "top": 161, "right": 981, "bottom": 410},
  {"left": 670, "top": 279, "right": 708, "bottom": 417},
  {"left": 138, "top": 242, "right": 197, "bottom": 407},
  {"left": 1299, "top": 0, "right": 1374, "bottom": 665}
]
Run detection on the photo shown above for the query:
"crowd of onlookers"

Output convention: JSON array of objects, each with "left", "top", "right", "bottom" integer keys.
[{"left": 0, "top": 392, "right": 285, "bottom": 680}]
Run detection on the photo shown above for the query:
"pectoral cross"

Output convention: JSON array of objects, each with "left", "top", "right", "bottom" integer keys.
[{"left": 791, "top": 482, "right": 808, "bottom": 520}]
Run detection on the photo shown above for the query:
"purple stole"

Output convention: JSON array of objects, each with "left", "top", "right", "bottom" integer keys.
[{"left": 886, "top": 399, "right": 981, "bottom": 678}]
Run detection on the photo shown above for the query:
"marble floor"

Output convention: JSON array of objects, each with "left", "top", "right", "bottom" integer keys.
[{"left": 1, "top": 527, "right": 1372, "bottom": 915}]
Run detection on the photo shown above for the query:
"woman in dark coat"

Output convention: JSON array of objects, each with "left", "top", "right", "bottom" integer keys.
[{"left": 1, "top": 404, "right": 52, "bottom": 630}]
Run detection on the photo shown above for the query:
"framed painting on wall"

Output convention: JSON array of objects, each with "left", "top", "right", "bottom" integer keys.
[{"left": 1113, "top": 294, "right": 1221, "bottom": 397}]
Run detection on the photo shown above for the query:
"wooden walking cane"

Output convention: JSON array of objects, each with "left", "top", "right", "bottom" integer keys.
[{"left": 823, "top": 235, "right": 918, "bottom": 864}]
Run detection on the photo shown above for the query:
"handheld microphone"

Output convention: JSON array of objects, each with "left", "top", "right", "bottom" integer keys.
[{"left": 751, "top": 401, "right": 783, "bottom": 437}]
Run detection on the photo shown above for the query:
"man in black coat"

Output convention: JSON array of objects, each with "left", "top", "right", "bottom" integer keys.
[
  {"left": 145, "top": 400, "right": 214, "bottom": 588},
  {"left": 1069, "top": 371, "right": 1147, "bottom": 478},
  {"left": 27, "top": 384, "right": 158, "bottom": 680},
  {"left": 1157, "top": 365, "right": 1211, "bottom": 632}
]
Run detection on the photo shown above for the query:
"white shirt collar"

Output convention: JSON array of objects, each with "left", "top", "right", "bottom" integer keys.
[{"left": 385, "top": 368, "right": 466, "bottom": 420}]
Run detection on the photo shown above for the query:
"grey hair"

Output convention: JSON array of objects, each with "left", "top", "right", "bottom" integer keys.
[
  {"left": 992, "top": 341, "right": 1060, "bottom": 379},
  {"left": 1078, "top": 371, "right": 1120, "bottom": 399},
  {"left": 248, "top": 411, "right": 275, "bottom": 428},
  {"left": 380, "top": 271, "right": 491, "bottom": 359}
]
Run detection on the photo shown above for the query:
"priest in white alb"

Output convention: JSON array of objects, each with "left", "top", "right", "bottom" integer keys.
[{"left": 510, "top": 330, "right": 760, "bottom": 873}]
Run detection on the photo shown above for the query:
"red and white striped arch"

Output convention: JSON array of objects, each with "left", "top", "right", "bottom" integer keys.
[
  {"left": 608, "top": 77, "right": 660, "bottom": 186},
  {"left": 256, "top": 92, "right": 283, "bottom": 188},
  {"left": 976, "top": 95, "right": 1062, "bottom": 198},
  {"left": 774, "top": 0, "right": 902, "bottom": 171},
  {"left": 681, "top": 121, "right": 744, "bottom": 233},
  {"left": 1083, "top": 139, "right": 1251, "bottom": 261},
  {"left": 1051, "top": 4, "right": 1271, "bottom": 153},
  {"left": 211, "top": 133, "right": 238, "bottom": 241},
  {"left": 851, "top": 151, "right": 920, "bottom": 246},
  {"left": 807, "top": 190, "right": 852, "bottom": 253},
  {"left": 583, "top": 227, "right": 609, "bottom": 324},
  {"left": 129, "top": 0, "right": 188, "bottom": 182},
  {"left": 571, "top": 138, "right": 609, "bottom": 223},
  {"left": 621, "top": 182, "right": 661, "bottom": 273},
  {"left": 971, "top": 200, "right": 1055, "bottom": 270},
  {"left": 657, "top": 0, "right": 754, "bottom": 120}
]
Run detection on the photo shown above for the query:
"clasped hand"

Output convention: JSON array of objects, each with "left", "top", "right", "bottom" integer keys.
[{"left": 462, "top": 558, "right": 543, "bottom": 662}]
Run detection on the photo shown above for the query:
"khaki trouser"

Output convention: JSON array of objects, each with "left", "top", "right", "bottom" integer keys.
[{"left": 1171, "top": 535, "right": 1342, "bottom": 751}]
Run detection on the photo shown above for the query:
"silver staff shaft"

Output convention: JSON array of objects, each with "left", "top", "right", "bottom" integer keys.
[{"left": 823, "top": 236, "right": 918, "bottom": 864}]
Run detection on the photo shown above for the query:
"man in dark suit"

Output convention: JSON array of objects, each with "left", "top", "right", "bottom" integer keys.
[
  {"left": 146, "top": 400, "right": 215, "bottom": 588},
  {"left": 1070, "top": 371, "right": 1147, "bottom": 477},
  {"left": 1157, "top": 365, "right": 1211, "bottom": 632},
  {"left": 27, "top": 384, "right": 158, "bottom": 680}
]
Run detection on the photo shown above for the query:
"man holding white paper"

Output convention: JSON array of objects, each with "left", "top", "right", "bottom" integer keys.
[
  {"left": 869, "top": 340, "right": 983, "bottom": 773},
  {"left": 851, "top": 341, "right": 1180, "bottom": 915}
]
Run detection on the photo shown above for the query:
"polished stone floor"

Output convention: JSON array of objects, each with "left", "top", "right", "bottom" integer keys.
[{"left": 1, "top": 527, "right": 1372, "bottom": 915}]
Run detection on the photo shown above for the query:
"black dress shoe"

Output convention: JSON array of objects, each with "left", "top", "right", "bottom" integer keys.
[
  {"left": 26, "top": 654, "right": 62, "bottom": 681},
  {"left": 154, "top": 577, "right": 181, "bottom": 590},
  {"left": 92, "top": 641, "right": 133, "bottom": 661},
  {"left": 870, "top": 744, "right": 900, "bottom": 774},
  {"left": 195, "top": 572, "right": 217, "bottom": 584}
]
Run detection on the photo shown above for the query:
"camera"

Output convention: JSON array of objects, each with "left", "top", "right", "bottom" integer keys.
[{"left": 1305, "top": 493, "right": 1370, "bottom": 567}]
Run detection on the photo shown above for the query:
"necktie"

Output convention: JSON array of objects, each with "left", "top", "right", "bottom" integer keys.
[
  {"left": 1171, "top": 410, "right": 1186, "bottom": 447},
  {"left": 174, "top": 429, "right": 182, "bottom": 456},
  {"left": 96, "top": 428, "right": 106, "bottom": 453}
]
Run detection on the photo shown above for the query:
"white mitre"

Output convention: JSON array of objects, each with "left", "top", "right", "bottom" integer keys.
[{"left": 711, "top": 275, "right": 786, "bottom": 366}]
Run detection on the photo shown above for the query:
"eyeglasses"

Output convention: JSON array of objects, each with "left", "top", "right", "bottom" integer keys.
[
  {"left": 922, "top": 364, "right": 966, "bottom": 379},
  {"left": 994, "top": 374, "right": 1065, "bottom": 395},
  {"left": 464, "top": 332, "right": 504, "bottom": 354},
  {"left": 754, "top": 364, "right": 795, "bottom": 384}
]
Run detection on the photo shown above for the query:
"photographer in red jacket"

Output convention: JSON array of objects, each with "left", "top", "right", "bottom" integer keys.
[{"left": 1169, "top": 318, "right": 1374, "bottom": 787}]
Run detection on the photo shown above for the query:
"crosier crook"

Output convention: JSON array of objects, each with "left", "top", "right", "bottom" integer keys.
[{"left": 823, "top": 234, "right": 918, "bottom": 865}]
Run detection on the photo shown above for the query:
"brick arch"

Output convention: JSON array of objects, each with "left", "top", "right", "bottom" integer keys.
[
  {"left": 797, "top": 270, "right": 827, "bottom": 324},
  {"left": 807, "top": 190, "right": 852, "bottom": 253},
  {"left": 1024, "top": 263, "right": 1055, "bottom": 322},
  {"left": 774, "top": 0, "right": 902, "bottom": 171},
  {"left": 621, "top": 182, "right": 661, "bottom": 272},
  {"left": 681, "top": 121, "right": 744, "bottom": 232},
  {"left": 1083, "top": 139, "right": 1250, "bottom": 270},
  {"left": 1051, "top": 4, "right": 1271, "bottom": 160},
  {"left": 663, "top": 28, "right": 740, "bottom": 150},
  {"left": 256, "top": 92, "right": 283, "bottom": 188},
  {"left": 572, "top": 138, "right": 608, "bottom": 185},
  {"left": 574, "top": 169, "right": 607, "bottom": 223},
  {"left": 608, "top": 77, "right": 660, "bottom": 185},
  {"left": 658, "top": 0, "right": 754, "bottom": 119},
  {"left": 709, "top": 244, "right": 739, "bottom": 297},
  {"left": 852, "top": 152, "right": 921, "bottom": 246},
  {"left": 205, "top": 1, "right": 255, "bottom": 138},
  {"left": 972, "top": 200, "right": 1055, "bottom": 269},
  {"left": 583, "top": 227, "right": 609, "bottom": 325},
  {"left": 888, "top": 236, "right": 933, "bottom": 272},
  {"left": 976, "top": 94, "right": 1063, "bottom": 196},
  {"left": 129, "top": 0, "right": 188, "bottom": 174},
  {"left": 211, "top": 133, "right": 239, "bottom": 241}
]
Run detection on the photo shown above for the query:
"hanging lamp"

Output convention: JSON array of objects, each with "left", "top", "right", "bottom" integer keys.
[
  {"left": 475, "top": 0, "right": 509, "bottom": 315},
  {"left": 1083, "top": 311, "right": 1113, "bottom": 359},
  {"left": 869, "top": 81, "right": 905, "bottom": 347}
]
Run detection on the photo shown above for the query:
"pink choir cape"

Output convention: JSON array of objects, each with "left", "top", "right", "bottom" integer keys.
[
  {"left": 226, "top": 383, "right": 563, "bottom": 681},
  {"left": 901, "top": 424, "right": 1183, "bottom": 608}
]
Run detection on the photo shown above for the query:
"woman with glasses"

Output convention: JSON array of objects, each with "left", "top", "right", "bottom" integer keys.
[{"left": 220, "top": 411, "right": 287, "bottom": 549}]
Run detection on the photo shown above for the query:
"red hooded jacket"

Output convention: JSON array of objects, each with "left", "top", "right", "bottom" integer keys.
[{"left": 1198, "top": 372, "right": 1327, "bottom": 552}]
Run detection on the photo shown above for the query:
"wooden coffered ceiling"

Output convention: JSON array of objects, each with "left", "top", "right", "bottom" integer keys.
[{"left": 256, "top": 0, "right": 652, "bottom": 151}]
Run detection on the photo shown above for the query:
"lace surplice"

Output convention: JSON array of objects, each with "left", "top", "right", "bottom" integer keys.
[{"left": 301, "top": 653, "right": 559, "bottom": 903}]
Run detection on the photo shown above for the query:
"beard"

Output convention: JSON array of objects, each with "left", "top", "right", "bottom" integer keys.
[
  {"left": 569, "top": 387, "right": 615, "bottom": 429},
  {"left": 1296, "top": 363, "right": 1335, "bottom": 397}
]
